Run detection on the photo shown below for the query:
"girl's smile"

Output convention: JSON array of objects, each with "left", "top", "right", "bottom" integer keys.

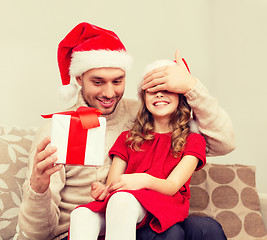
[
  {"left": 153, "top": 100, "right": 170, "bottom": 106},
  {"left": 146, "top": 91, "right": 179, "bottom": 119}
]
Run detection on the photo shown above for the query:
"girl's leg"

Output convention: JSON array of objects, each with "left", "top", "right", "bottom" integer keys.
[
  {"left": 69, "top": 207, "right": 105, "bottom": 240},
  {"left": 105, "top": 192, "right": 146, "bottom": 240}
]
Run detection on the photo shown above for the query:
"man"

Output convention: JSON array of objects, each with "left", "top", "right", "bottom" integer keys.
[{"left": 18, "top": 22, "right": 234, "bottom": 240}]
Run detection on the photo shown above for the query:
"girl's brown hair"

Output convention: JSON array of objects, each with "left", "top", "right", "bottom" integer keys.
[{"left": 126, "top": 90, "right": 191, "bottom": 157}]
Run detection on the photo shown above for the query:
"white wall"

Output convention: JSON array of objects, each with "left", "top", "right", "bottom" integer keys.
[
  {"left": 207, "top": 0, "right": 267, "bottom": 195},
  {"left": 0, "top": 0, "right": 266, "bottom": 193}
]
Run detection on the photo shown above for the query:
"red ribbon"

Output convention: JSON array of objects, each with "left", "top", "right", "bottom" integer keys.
[
  {"left": 42, "top": 106, "right": 102, "bottom": 129},
  {"left": 42, "top": 107, "right": 103, "bottom": 165}
]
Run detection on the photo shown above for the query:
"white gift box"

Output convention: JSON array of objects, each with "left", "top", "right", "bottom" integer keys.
[{"left": 50, "top": 114, "right": 106, "bottom": 166}]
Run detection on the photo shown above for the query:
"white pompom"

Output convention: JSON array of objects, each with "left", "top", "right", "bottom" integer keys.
[
  {"left": 188, "top": 119, "right": 200, "bottom": 134},
  {"left": 58, "top": 84, "right": 79, "bottom": 101}
]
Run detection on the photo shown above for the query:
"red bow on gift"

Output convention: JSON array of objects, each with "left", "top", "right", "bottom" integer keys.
[{"left": 42, "top": 106, "right": 102, "bottom": 129}]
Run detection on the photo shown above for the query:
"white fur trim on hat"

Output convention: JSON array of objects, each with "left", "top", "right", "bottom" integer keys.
[
  {"left": 143, "top": 59, "right": 176, "bottom": 76},
  {"left": 69, "top": 50, "right": 133, "bottom": 77},
  {"left": 58, "top": 83, "right": 79, "bottom": 101}
]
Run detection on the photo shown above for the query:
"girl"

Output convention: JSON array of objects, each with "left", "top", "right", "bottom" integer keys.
[{"left": 69, "top": 60, "right": 206, "bottom": 240}]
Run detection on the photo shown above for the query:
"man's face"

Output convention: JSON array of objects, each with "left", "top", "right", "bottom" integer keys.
[{"left": 76, "top": 68, "right": 126, "bottom": 115}]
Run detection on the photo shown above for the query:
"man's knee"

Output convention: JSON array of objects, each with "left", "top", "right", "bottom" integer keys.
[
  {"left": 182, "top": 216, "right": 226, "bottom": 240},
  {"left": 160, "top": 223, "right": 185, "bottom": 240},
  {"left": 137, "top": 223, "right": 185, "bottom": 240}
]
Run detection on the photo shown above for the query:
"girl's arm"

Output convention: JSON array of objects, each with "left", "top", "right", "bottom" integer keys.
[
  {"left": 91, "top": 155, "right": 127, "bottom": 201},
  {"left": 106, "top": 155, "right": 127, "bottom": 186},
  {"left": 109, "top": 155, "right": 199, "bottom": 197},
  {"left": 146, "top": 155, "right": 198, "bottom": 196}
]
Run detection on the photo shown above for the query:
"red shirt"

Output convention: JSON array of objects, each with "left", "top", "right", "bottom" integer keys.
[{"left": 81, "top": 131, "right": 206, "bottom": 233}]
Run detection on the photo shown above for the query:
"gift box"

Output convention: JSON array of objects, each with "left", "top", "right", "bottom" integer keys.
[{"left": 42, "top": 107, "right": 106, "bottom": 166}]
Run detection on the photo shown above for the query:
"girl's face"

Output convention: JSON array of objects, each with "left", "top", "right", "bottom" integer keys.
[{"left": 145, "top": 90, "right": 179, "bottom": 121}]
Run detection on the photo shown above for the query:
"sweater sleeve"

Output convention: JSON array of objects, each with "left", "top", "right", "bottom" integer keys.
[
  {"left": 18, "top": 121, "right": 65, "bottom": 240},
  {"left": 185, "top": 79, "right": 236, "bottom": 157}
]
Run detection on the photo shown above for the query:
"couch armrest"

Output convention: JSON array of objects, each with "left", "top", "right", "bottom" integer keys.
[{"left": 259, "top": 193, "right": 267, "bottom": 230}]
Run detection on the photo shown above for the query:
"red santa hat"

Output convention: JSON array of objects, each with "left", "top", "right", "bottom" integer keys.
[{"left": 57, "top": 22, "right": 133, "bottom": 100}]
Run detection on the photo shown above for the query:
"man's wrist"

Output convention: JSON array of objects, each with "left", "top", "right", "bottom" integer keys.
[
  {"left": 184, "top": 78, "right": 202, "bottom": 101},
  {"left": 185, "top": 76, "right": 197, "bottom": 94},
  {"left": 28, "top": 180, "right": 50, "bottom": 200}
]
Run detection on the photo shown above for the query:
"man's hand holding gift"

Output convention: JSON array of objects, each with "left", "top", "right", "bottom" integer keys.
[{"left": 30, "top": 107, "right": 106, "bottom": 194}]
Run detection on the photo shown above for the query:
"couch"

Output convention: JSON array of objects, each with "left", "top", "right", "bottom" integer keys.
[{"left": 0, "top": 125, "right": 267, "bottom": 240}]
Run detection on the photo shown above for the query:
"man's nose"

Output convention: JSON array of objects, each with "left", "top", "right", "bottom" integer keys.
[{"left": 102, "top": 85, "right": 115, "bottom": 98}]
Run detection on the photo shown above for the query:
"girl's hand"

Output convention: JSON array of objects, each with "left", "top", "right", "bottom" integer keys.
[
  {"left": 142, "top": 50, "right": 197, "bottom": 94},
  {"left": 91, "top": 182, "right": 110, "bottom": 201},
  {"left": 108, "top": 173, "right": 149, "bottom": 193}
]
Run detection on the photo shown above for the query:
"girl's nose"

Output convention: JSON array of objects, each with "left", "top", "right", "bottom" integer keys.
[{"left": 155, "top": 91, "right": 164, "bottom": 98}]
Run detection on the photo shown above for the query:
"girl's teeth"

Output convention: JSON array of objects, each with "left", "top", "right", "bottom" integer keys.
[{"left": 155, "top": 102, "right": 168, "bottom": 106}]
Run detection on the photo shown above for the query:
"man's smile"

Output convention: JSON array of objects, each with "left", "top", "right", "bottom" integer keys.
[{"left": 97, "top": 98, "right": 115, "bottom": 108}]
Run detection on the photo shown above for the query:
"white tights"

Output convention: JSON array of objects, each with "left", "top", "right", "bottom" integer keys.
[{"left": 69, "top": 192, "right": 146, "bottom": 240}]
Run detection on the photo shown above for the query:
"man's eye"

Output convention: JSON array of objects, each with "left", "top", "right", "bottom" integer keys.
[
  {"left": 93, "top": 81, "right": 102, "bottom": 85},
  {"left": 113, "top": 80, "right": 122, "bottom": 85}
]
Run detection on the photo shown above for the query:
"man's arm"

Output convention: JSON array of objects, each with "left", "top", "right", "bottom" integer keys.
[
  {"left": 142, "top": 50, "right": 235, "bottom": 156},
  {"left": 185, "top": 79, "right": 235, "bottom": 156},
  {"left": 18, "top": 122, "right": 64, "bottom": 240}
]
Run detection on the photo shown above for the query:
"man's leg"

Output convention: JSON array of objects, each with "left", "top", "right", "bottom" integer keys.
[
  {"left": 136, "top": 222, "right": 185, "bottom": 240},
  {"left": 181, "top": 216, "right": 227, "bottom": 240}
]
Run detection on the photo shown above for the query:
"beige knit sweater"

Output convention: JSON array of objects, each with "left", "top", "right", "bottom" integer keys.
[{"left": 18, "top": 80, "right": 235, "bottom": 240}]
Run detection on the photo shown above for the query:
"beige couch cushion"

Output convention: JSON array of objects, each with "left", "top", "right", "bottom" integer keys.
[
  {"left": 0, "top": 126, "right": 36, "bottom": 240},
  {"left": 190, "top": 163, "right": 267, "bottom": 240}
]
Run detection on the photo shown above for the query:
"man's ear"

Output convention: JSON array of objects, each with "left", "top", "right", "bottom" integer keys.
[{"left": 76, "top": 76, "right": 82, "bottom": 86}]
